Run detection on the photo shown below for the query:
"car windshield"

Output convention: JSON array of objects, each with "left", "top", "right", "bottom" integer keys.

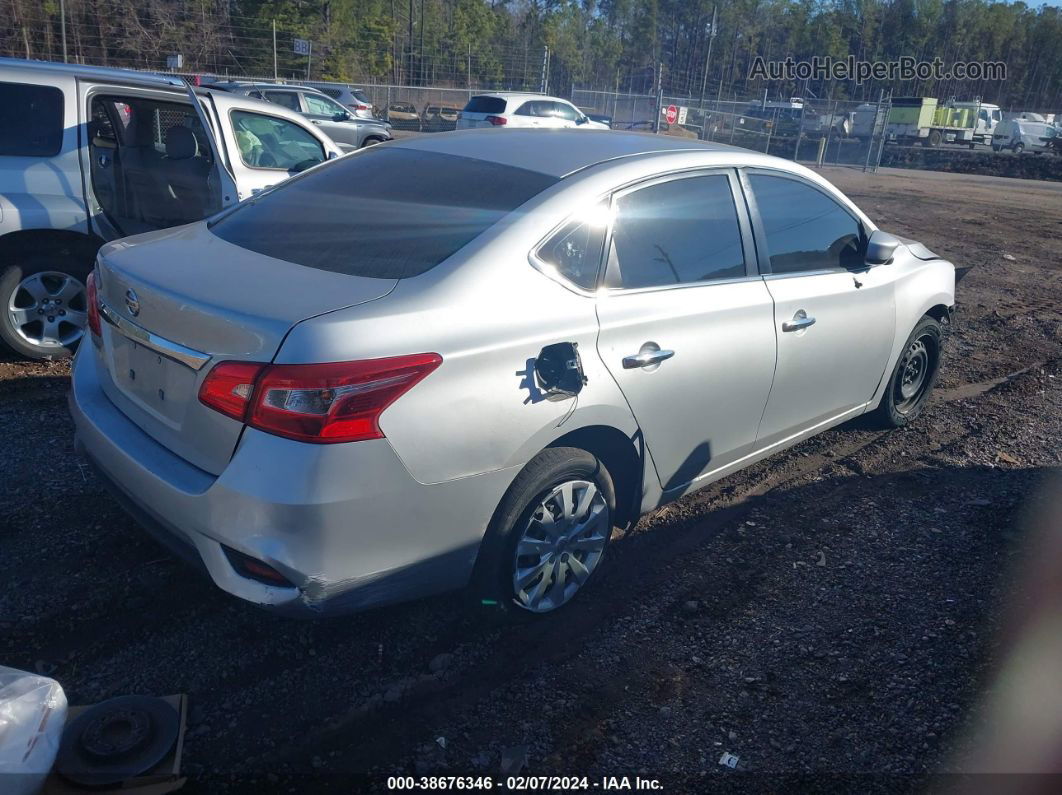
[{"left": 210, "top": 148, "right": 558, "bottom": 278}]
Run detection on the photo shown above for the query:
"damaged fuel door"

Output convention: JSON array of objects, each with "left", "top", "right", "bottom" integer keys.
[{"left": 534, "top": 342, "right": 586, "bottom": 401}]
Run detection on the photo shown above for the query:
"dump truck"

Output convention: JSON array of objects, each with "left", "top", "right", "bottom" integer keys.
[{"left": 884, "top": 97, "right": 976, "bottom": 147}]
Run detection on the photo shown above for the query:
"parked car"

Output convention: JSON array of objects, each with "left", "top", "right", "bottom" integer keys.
[
  {"left": 386, "top": 102, "right": 421, "bottom": 130},
  {"left": 298, "top": 82, "right": 375, "bottom": 119},
  {"left": 992, "top": 119, "right": 1058, "bottom": 154},
  {"left": 0, "top": 58, "right": 341, "bottom": 360},
  {"left": 457, "top": 93, "right": 610, "bottom": 130},
  {"left": 579, "top": 109, "right": 613, "bottom": 128},
  {"left": 71, "top": 129, "right": 955, "bottom": 617},
  {"left": 421, "top": 103, "right": 462, "bottom": 131},
  {"left": 207, "top": 81, "right": 391, "bottom": 151}
]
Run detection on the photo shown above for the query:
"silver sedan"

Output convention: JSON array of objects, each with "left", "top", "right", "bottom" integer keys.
[{"left": 69, "top": 130, "right": 955, "bottom": 616}]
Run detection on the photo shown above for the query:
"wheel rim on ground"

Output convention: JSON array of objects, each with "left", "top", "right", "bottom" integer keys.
[
  {"left": 894, "top": 335, "right": 934, "bottom": 414},
  {"left": 7, "top": 271, "right": 87, "bottom": 349},
  {"left": 512, "top": 479, "right": 610, "bottom": 613}
]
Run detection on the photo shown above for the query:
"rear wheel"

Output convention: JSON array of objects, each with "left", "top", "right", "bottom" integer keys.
[
  {"left": 874, "top": 315, "right": 942, "bottom": 428},
  {"left": 472, "top": 447, "right": 616, "bottom": 616},
  {"left": 0, "top": 255, "right": 90, "bottom": 360}
]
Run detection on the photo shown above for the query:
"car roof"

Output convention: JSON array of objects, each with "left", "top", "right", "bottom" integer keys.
[
  {"left": 0, "top": 57, "right": 186, "bottom": 88},
  {"left": 390, "top": 128, "right": 749, "bottom": 178},
  {"left": 210, "top": 80, "right": 328, "bottom": 96},
  {"left": 473, "top": 92, "right": 573, "bottom": 102}
]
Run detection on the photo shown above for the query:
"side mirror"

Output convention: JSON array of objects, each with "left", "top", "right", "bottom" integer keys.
[
  {"left": 576, "top": 115, "right": 589, "bottom": 126},
  {"left": 333, "top": 111, "right": 351, "bottom": 121},
  {"left": 865, "top": 230, "right": 901, "bottom": 265}
]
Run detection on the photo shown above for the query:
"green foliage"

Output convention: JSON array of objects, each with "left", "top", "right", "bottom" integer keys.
[{"left": 2, "top": 0, "right": 1059, "bottom": 108}]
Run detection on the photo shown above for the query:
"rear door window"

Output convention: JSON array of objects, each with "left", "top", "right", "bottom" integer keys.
[
  {"left": 211, "top": 148, "right": 558, "bottom": 278},
  {"left": 464, "top": 96, "right": 507, "bottom": 114},
  {"left": 263, "top": 91, "right": 300, "bottom": 112},
  {"left": 606, "top": 174, "right": 746, "bottom": 289},
  {"left": 0, "top": 82, "right": 64, "bottom": 156}
]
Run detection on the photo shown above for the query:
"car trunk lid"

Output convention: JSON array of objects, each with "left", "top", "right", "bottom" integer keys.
[{"left": 93, "top": 222, "right": 397, "bottom": 475}]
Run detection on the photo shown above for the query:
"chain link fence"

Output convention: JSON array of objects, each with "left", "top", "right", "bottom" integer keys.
[{"left": 572, "top": 88, "right": 894, "bottom": 171}]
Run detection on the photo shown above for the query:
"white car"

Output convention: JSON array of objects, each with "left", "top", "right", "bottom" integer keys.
[{"left": 457, "top": 93, "right": 610, "bottom": 130}]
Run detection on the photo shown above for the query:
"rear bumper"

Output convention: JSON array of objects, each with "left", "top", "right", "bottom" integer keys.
[{"left": 69, "top": 345, "right": 519, "bottom": 616}]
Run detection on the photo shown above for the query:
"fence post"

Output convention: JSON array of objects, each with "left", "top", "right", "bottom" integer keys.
[
  {"left": 654, "top": 62, "right": 663, "bottom": 134},
  {"left": 864, "top": 90, "right": 883, "bottom": 172}
]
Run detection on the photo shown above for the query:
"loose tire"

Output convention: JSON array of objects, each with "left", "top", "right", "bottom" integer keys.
[
  {"left": 874, "top": 315, "right": 943, "bottom": 428},
  {"left": 0, "top": 255, "right": 90, "bottom": 360},
  {"left": 472, "top": 447, "right": 616, "bottom": 615}
]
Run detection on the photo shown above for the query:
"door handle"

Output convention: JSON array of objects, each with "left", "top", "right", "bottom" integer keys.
[
  {"left": 311, "top": 119, "right": 323, "bottom": 124},
  {"left": 782, "top": 310, "right": 816, "bottom": 332},
  {"left": 623, "top": 349, "right": 675, "bottom": 369}
]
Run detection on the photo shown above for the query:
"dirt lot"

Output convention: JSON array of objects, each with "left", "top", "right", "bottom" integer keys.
[{"left": 2, "top": 166, "right": 1061, "bottom": 791}]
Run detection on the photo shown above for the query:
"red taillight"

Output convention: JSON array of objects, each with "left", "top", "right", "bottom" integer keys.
[
  {"left": 355, "top": 103, "right": 370, "bottom": 111},
  {"left": 197, "top": 361, "right": 265, "bottom": 421},
  {"left": 486, "top": 115, "right": 507, "bottom": 126},
  {"left": 198, "top": 354, "right": 441, "bottom": 444},
  {"left": 86, "top": 271, "right": 102, "bottom": 338}
]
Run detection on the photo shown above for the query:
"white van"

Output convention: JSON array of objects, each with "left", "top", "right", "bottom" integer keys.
[{"left": 991, "top": 119, "right": 1058, "bottom": 154}]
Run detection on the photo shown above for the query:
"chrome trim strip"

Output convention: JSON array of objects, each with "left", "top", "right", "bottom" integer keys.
[{"left": 99, "top": 302, "right": 211, "bottom": 371}]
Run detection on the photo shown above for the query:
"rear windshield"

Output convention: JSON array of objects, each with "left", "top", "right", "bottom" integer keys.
[
  {"left": 210, "top": 148, "right": 557, "bottom": 278},
  {"left": 463, "top": 96, "right": 507, "bottom": 114}
]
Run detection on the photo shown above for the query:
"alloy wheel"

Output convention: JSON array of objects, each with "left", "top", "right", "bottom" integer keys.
[
  {"left": 512, "top": 479, "right": 610, "bottom": 613},
  {"left": 7, "top": 271, "right": 88, "bottom": 349}
]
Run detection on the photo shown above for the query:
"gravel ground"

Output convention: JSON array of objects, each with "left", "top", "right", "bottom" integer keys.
[{"left": 1, "top": 166, "right": 1060, "bottom": 792}]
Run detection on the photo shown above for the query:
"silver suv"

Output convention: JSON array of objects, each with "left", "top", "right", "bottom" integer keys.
[
  {"left": 207, "top": 81, "right": 392, "bottom": 151},
  {"left": 0, "top": 58, "right": 342, "bottom": 360},
  {"left": 70, "top": 130, "right": 956, "bottom": 617}
]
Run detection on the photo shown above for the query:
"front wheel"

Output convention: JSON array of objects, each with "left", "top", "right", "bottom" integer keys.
[
  {"left": 1013, "top": 143, "right": 1025, "bottom": 154},
  {"left": 0, "top": 255, "right": 90, "bottom": 360},
  {"left": 472, "top": 447, "right": 616, "bottom": 615},
  {"left": 873, "top": 315, "right": 943, "bottom": 428}
]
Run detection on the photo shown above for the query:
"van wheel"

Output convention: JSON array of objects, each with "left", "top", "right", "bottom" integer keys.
[
  {"left": 0, "top": 255, "right": 90, "bottom": 360},
  {"left": 874, "top": 316, "right": 942, "bottom": 428},
  {"left": 472, "top": 448, "right": 616, "bottom": 616},
  {"left": 1013, "top": 143, "right": 1024, "bottom": 154}
]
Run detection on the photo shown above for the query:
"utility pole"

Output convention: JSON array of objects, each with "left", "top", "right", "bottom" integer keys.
[
  {"left": 654, "top": 61, "right": 663, "bottom": 133},
  {"left": 272, "top": 19, "right": 277, "bottom": 79},
  {"left": 408, "top": 0, "right": 414, "bottom": 85},
  {"left": 306, "top": 41, "right": 312, "bottom": 80},
  {"left": 698, "top": 6, "right": 717, "bottom": 109},
  {"left": 540, "top": 46, "right": 549, "bottom": 93},
  {"left": 419, "top": 0, "right": 425, "bottom": 86},
  {"left": 60, "top": 0, "right": 68, "bottom": 62}
]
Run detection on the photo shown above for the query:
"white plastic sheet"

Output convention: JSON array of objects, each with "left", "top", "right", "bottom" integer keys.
[{"left": 0, "top": 665, "right": 68, "bottom": 795}]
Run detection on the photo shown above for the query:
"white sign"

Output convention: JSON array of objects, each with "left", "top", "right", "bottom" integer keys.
[
  {"left": 677, "top": 106, "right": 689, "bottom": 125},
  {"left": 166, "top": 54, "right": 183, "bottom": 70},
  {"left": 293, "top": 38, "right": 311, "bottom": 56}
]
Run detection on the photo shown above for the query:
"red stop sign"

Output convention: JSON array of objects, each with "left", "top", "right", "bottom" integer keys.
[{"left": 665, "top": 104, "right": 678, "bottom": 124}]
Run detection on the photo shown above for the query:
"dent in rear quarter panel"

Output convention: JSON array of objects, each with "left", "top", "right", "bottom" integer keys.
[{"left": 869, "top": 251, "right": 956, "bottom": 408}]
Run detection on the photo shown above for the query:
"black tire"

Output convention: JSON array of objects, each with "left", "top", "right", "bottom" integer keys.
[
  {"left": 874, "top": 315, "right": 943, "bottom": 428},
  {"left": 927, "top": 129, "right": 942, "bottom": 148},
  {"left": 0, "top": 253, "right": 91, "bottom": 361},
  {"left": 1013, "top": 142, "right": 1024, "bottom": 154},
  {"left": 361, "top": 136, "right": 385, "bottom": 147},
  {"left": 471, "top": 447, "right": 616, "bottom": 617}
]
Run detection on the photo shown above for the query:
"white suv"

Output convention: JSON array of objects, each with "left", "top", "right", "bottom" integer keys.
[
  {"left": 457, "top": 93, "right": 610, "bottom": 130},
  {"left": 0, "top": 58, "right": 342, "bottom": 360}
]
